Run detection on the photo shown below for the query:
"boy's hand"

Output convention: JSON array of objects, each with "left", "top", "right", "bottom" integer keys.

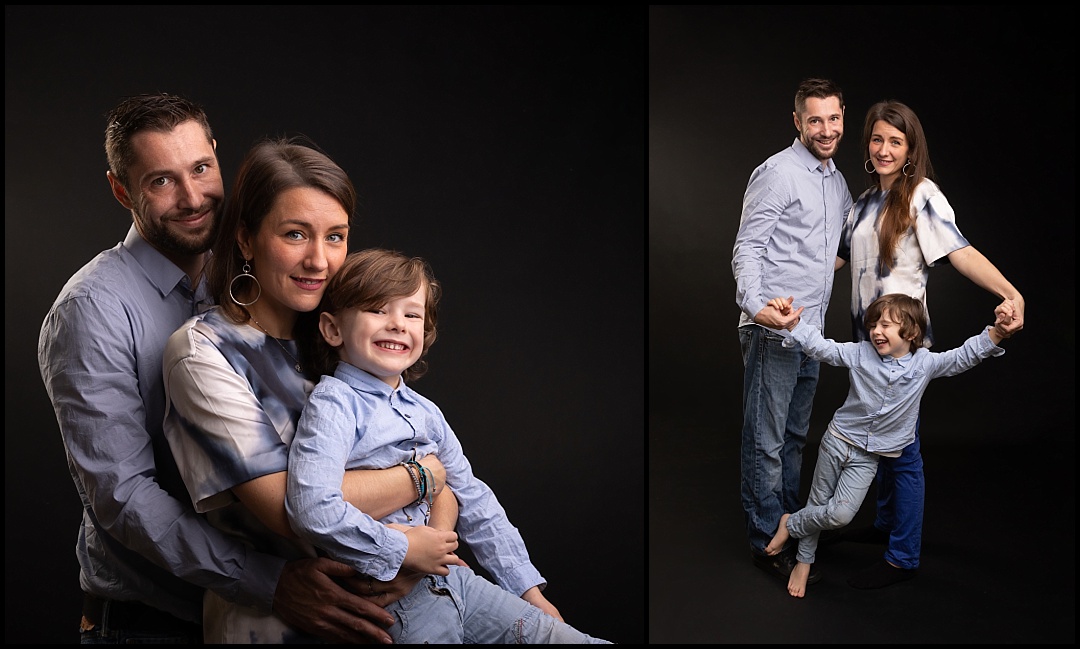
[
  {"left": 521, "top": 586, "right": 564, "bottom": 622},
  {"left": 993, "top": 301, "right": 1016, "bottom": 339},
  {"left": 397, "top": 525, "right": 461, "bottom": 576},
  {"left": 994, "top": 298, "right": 1023, "bottom": 338},
  {"left": 767, "top": 296, "right": 794, "bottom": 315},
  {"left": 755, "top": 296, "right": 803, "bottom": 331}
]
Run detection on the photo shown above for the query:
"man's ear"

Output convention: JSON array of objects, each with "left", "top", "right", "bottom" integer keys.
[
  {"left": 106, "top": 171, "right": 134, "bottom": 209},
  {"left": 792, "top": 111, "right": 801, "bottom": 132}
]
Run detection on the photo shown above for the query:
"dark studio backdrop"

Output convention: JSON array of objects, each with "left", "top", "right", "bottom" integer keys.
[
  {"left": 650, "top": 5, "right": 1074, "bottom": 645},
  {"left": 5, "top": 6, "right": 645, "bottom": 645}
]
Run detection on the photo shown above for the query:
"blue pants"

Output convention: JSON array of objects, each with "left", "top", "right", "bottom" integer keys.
[
  {"left": 872, "top": 419, "right": 924, "bottom": 570},
  {"left": 738, "top": 325, "right": 819, "bottom": 555},
  {"left": 386, "top": 566, "right": 611, "bottom": 644}
]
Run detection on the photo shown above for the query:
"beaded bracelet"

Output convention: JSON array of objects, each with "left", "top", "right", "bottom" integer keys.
[
  {"left": 400, "top": 459, "right": 436, "bottom": 524},
  {"left": 419, "top": 465, "right": 435, "bottom": 507},
  {"left": 400, "top": 461, "right": 423, "bottom": 504},
  {"left": 409, "top": 460, "right": 428, "bottom": 506},
  {"left": 417, "top": 464, "right": 433, "bottom": 524}
]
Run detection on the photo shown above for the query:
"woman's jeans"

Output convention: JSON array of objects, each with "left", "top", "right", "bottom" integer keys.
[{"left": 874, "top": 419, "right": 925, "bottom": 570}]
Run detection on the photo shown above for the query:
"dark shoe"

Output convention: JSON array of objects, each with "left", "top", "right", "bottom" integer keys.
[
  {"left": 752, "top": 549, "right": 822, "bottom": 585},
  {"left": 821, "top": 524, "right": 889, "bottom": 546},
  {"left": 847, "top": 559, "right": 917, "bottom": 589}
]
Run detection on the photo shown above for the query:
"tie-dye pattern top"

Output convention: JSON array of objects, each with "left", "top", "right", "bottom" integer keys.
[
  {"left": 162, "top": 306, "right": 321, "bottom": 643},
  {"left": 838, "top": 178, "right": 969, "bottom": 348}
]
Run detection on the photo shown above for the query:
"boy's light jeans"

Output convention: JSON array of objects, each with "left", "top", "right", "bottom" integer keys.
[
  {"left": 387, "top": 565, "right": 612, "bottom": 644},
  {"left": 788, "top": 430, "right": 880, "bottom": 565}
]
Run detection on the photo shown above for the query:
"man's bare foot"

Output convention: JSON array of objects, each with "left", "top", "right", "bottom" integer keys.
[
  {"left": 764, "top": 513, "right": 790, "bottom": 555},
  {"left": 787, "top": 561, "right": 811, "bottom": 598}
]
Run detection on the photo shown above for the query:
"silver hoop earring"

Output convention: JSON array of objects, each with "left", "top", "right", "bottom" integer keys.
[
  {"left": 229, "top": 260, "right": 261, "bottom": 306},
  {"left": 864, "top": 159, "right": 875, "bottom": 174},
  {"left": 902, "top": 160, "right": 913, "bottom": 177}
]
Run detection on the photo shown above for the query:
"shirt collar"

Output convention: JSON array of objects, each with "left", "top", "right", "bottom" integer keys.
[
  {"left": 121, "top": 224, "right": 206, "bottom": 299},
  {"left": 879, "top": 350, "right": 914, "bottom": 367},
  {"left": 791, "top": 137, "right": 836, "bottom": 175},
  {"left": 334, "top": 361, "right": 414, "bottom": 401}
]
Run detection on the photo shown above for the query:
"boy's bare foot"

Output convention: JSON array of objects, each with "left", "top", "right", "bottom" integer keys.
[
  {"left": 787, "top": 561, "right": 811, "bottom": 598},
  {"left": 764, "top": 513, "right": 790, "bottom": 555}
]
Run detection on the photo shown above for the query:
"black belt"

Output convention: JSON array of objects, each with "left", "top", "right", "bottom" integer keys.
[{"left": 82, "top": 592, "right": 201, "bottom": 638}]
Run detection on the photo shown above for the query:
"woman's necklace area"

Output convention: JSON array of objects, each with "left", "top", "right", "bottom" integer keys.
[{"left": 248, "top": 314, "right": 302, "bottom": 373}]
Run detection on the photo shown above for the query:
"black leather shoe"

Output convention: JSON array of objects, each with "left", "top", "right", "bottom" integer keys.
[{"left": 752, "top": 549, "right": 822, "bottom": 585}]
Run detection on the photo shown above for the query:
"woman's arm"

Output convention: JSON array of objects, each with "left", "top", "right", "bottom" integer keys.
[
  {"left": 947, "top": 246, "right": 1025, "bottom": 333},
  {"left": 427, "top": 484, "right": 459, "bottom": 532},
  {"left": 233, "top": 471, "right": 294, "bottom": 537},
  {"left": 234, "top": 456, "right": 449, "bottom": 538},
  {"left": 341, "top": 455, "right": 446, "bottom": 521}
]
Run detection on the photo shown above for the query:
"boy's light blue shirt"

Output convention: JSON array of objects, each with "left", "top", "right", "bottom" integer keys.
[
  {"left": 790, "top": 321, "right": 1004, "bottom": 454},
  {"left": 287, "top": 361, "right": 544, "bottom": 597}
]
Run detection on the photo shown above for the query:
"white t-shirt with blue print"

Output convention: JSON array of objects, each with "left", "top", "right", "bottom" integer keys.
[{"left": 839, "top": 178, "right": 970, "bottom": 348}]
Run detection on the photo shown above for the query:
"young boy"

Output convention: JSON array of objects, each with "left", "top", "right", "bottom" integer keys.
[
  {"left": 285, "top": 248, "right": 611, "bottom": 644},
  {"left": 761, "top": 293, "right": 1014, "bottom": 598}
]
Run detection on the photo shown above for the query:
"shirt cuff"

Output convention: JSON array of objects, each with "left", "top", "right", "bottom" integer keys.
[{"left": 231, "top": 549, "right": 288, "bottom": 614}]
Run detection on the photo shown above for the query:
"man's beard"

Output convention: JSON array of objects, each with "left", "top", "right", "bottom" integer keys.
[
  {"left": 802, "top": 133, "right": 841, "bottom": 160},
  {"left": 135, "top": 205, "right": 219, "bottom": 256}
]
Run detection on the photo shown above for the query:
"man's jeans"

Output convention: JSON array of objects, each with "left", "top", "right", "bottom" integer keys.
[{"left": 739, "top": 324, "right": 819, "bottom": 555}]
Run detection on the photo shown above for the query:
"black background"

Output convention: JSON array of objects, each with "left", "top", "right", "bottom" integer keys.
[
  {"left": 650, "top": 5, "right": 1074, "bottom": 644},
  {"left": 6, "top": 6, "right": 644, "bottom": 644}
]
